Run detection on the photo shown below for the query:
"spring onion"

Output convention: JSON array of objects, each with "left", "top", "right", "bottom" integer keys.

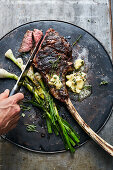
[{"left": 0, "top": 68, "right": 18, "bottom": 80}]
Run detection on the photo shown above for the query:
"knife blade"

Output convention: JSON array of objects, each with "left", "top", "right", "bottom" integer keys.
[{"left": 9, "top": 36, "right": 43, "bottom": 96}]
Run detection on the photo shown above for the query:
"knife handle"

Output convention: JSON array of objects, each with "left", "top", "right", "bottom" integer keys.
[{"left": 9, "top": 84, "right": 19, "bottom": 96}]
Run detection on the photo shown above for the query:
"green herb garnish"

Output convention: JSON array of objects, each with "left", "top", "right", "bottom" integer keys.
[
  {"left": 72, "top": 35, "right": 82, "bottom": 46},
  {"left": 49, "top": 61, "right": 53, "bottom": 64},
  {"left": 25, "top": 124, "right": 38, "bottom": 133},
  {"left": 20, "top": 105, "right": 31, "bottom": 111},
  {"left": 49, "top": 55, "right": 61, "bottom": 69},
  {"left": 100, "top": 81, "right": 108, "bottom": 86},
  {"left": 72, "top": 78, "right": 77, "bottom": 84},
  {"left": 83, "top": 85, "right": 92, "bottom": 90}
]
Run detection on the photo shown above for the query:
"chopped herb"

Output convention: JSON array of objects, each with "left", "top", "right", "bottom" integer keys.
[
  {"left": 88, "top": 20, "right": 90, "bottom": 22},
  {"left": 25, "top": 124, "right": 38, "bottom": 133},
  {"left": 100, "top": 81, "right": 108, "bottom": 86},
  {"left": 21, "top": 113, "right": 25, "bottom": 117},
  {"left": 79, "top": 72, "right": 82, "bottom": 76},
  {"left": 52, "top": 62, "right": 58, "bottom": 69},
  {"left": 49, "top": 60, "right": 53, "bottom": 64},
  {"left": 72, "top": 35, "right": 82, "bottom": 46},
  {"left": 49, "top": 56, "right": 61, "bottom": 69},
  {"left": 72, "top": 78, "right": 77, "bottom": 84},
  {"left": 50, "top": 70, "right": 55, "bottom": 76},
  {"left": 20, "top": 105, "right": 31, "bottom": 111},
  {"left": 54, "top": 76, "right": 57, "bottom": 79},
  {"left": 83, "top": 85, "right": 92, "bottom": 90},
  {"left": 58, "top": 55, "right": 61, "bottom": 60},
  {"left": 81, "top": 61, "right": 84, "bottom": 65}
]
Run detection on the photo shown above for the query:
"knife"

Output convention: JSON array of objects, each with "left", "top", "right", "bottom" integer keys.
[{"left": 9, "top": 36, "right": 43, "bottom": 96}]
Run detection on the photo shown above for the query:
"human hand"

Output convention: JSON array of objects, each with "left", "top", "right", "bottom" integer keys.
[{"left": 0, "top": 89, "right": 24, "bottom": 135}]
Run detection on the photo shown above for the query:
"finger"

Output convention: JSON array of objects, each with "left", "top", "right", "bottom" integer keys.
[
  {"left": 11, "top": 113, "right": 20, "bottom": 120},
  {"left": 9, "top": 115, "right": 20, "bottom": 124},
  {"left": 1, "top": 115, "right": 20, "bottom": 131},
  {"left": 2, "top": 123, "right": 17, "bottom": 135},
  {"left": 11, "top": 115, "right": 20, "bottom": 124},
  {"left": 9, "top": 93, "right": 24, "bottom": 104},
  {"left": 11, "top": 104, "right": 21, "bottom": 117},
  {"left": 0, "top": 89, "right": 9, "bottom": 101},
  {"left": 8, "top": 117, "right": 20, "bottom": 129},
  {"left": 8, "top": 123, "right": 17, "bottom": 132},
  {"left": 1, "top": 104, "right": 21, "bottom": 126}
]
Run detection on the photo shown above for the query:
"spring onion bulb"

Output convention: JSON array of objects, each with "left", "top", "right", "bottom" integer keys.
[
  {"left": 0, "top": 68, "right": 18, "bottom": 80},
  {"left": 5, "top": 49, "right": 23, "bottom": 70}
]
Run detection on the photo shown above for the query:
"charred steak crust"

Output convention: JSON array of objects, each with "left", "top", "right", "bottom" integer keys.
[{"left": 34, "top": 28, "right": 73, "bottom": 102}]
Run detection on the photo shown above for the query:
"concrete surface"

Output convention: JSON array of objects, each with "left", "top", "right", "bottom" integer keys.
[
  {"left": 0, "top": 0, "right": 113, "bottom": 169},
  {"left": 111, "top": 0, "right": 113, "bottom": 28}
]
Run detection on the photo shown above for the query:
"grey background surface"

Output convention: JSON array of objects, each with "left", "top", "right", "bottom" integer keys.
[
  {"left": 0, "top": 0, "right": 113, "bottom": 170},
  {"left": 111, "top": 0, "right": 113, "bottom": 28}
]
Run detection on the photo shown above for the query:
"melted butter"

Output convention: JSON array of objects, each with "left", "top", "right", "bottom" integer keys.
[{"left": 49, "top": 74, "right": 62, "bottom": 89}]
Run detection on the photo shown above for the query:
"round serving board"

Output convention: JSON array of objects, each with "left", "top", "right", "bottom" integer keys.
[{"left": 0, "top": 20, "right": 113, "bottom": 153}]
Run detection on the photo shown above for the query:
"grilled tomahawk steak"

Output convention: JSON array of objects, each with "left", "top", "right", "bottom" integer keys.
[{"left": 34, "top": 28, "right": 73, "bottom": 102}]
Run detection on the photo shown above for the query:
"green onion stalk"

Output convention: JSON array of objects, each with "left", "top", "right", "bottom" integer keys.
[{"left": 1, "top": 49, "right": 80, "bottom": 153}]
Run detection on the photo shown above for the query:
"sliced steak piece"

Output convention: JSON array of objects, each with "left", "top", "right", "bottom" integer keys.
[
  {"left": 33, "top": 29, "right": 43, "bottom": 47},
  {"left": 18, "top": 30, "right": 33, "bottom": 53},
  {"left": 19, "top": 29, "right": 43, "bottom": 53},
  {"left": 34, "top": 28, "right": 73, "bottom": 102}
]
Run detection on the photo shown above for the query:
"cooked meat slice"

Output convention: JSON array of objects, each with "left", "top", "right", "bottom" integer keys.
[
  {"left": 33, "top": 29, "right": 43, "bottom": 46},
  {"left": 34, "top": 28, "right": 73, "bottom": 102},
  {"left": 18, "top": 30, "right": 33, "bottom": 53},
  {"left": 19, "top": 29, "right": 43, "bottom": 53}
]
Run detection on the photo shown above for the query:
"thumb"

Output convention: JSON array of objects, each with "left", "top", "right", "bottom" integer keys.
[{"left": 0, "top": 89, "right": 9, "bottom": 101}]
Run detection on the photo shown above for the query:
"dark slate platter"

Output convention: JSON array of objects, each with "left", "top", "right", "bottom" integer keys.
[{"left": 0, "top": 20, "right": 113, "bottom": 153}]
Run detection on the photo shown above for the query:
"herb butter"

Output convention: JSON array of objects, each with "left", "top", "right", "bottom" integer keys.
[
  {"left": 74, "top": 58, "right": 84, "bottom": 70},
  {"left": 49, "top": 75, "right": 62, "bottom": 89},
  {"left": 66, "top": 72, "right": 86, "bottom": 93}
]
